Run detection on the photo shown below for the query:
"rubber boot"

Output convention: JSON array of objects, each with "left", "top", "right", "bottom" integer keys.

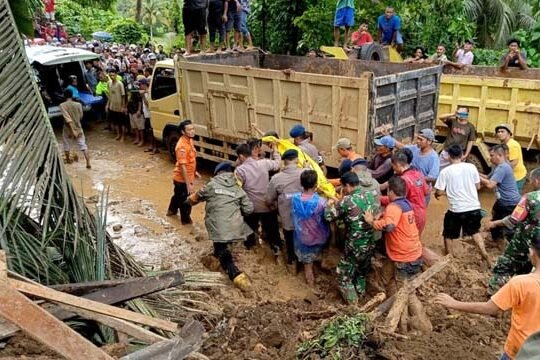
[{"left": 233, "top": 273, "right": 252, "bottom": 291}]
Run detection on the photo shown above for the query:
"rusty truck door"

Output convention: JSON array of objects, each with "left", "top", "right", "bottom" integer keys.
[{"left": 371, "top": 66, "right": 441, "bottom": 144}]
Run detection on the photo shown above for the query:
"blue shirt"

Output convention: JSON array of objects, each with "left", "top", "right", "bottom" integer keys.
[
  {"left": 405, "top": 145, "right": 440, "bottom": 182},
  {"left": 377, "top": 14, "right": 400, "bottom": 44},
  {"left": 490, "top": 162, "right": 522, "bottom": 206},
  {"left": 66, "top": 84, "right": 80, "bottom": 99}
]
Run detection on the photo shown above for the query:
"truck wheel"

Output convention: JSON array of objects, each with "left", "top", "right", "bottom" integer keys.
[
  {"left": 166, "top": 131, "right": 180, "bottom": 162},
  {"left": 467, "top": 153, "right": 488, "bottom": 174},
  {"left": 359, "top": 43, "right": 389, "bottom": 62}
]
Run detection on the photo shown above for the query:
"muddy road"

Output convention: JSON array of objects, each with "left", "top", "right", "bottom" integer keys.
[{"left": 61, "top": 123, "right": 535, "bottom": 359}]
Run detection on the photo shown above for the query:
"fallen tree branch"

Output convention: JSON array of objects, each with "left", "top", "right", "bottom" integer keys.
[{"left": 369, "top": 255, "right": 451, "bottom": 320}]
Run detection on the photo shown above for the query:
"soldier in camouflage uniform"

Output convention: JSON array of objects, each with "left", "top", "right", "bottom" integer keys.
[
  {"left": 324, "top": 172, "right": 380, "bottom": 304},
  {"left": 487, "top": 168, "right": 540, "bottom": 294}
]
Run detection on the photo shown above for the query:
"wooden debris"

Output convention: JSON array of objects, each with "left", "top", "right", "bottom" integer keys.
[
  {"left": 358, "top": 292, "right": 386, "bottom": 313},
  {"left": 0, "top": 269, "right": 186, "bottom": 341},
  {"left": 120, "top": 319, "right": 204, "bottom": 360},
  {"left": 0, "top": 251, "right": 113, "bottom": 360},
  {"left": 9, "top": 278, "right": 178, "bottom": 332},
  {"left": 0, "top": 252, "right": 7, "bottom": 283},
  {"left": 59, "top": 304, "right": 166, "bottom": 344},
  {"left": 48, "top": 270, "right": 184, "bottom": 296},
  {"left": 384, "top": 286, "right": 410, "bottom": 333},
  {"left": 369, "top": 255, "right": 451, "bottom": 320}
]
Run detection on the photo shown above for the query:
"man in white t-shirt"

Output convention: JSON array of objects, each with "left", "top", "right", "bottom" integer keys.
[
  {"left": 434, "top": 144, "right": 490, "bottom": 265},
  {"left": 447, "top": 39, "right": 474, "bottom": 69}
]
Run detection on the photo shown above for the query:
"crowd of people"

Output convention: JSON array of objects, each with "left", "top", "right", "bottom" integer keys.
[
  {"left": 333, "top": 4, "right": 529, "bottom": 71},
  {"left": 166, "top": 107, "right": 539, "bottom": 358},
  {"left": 182, "top": 0, "right": 254, "bottom": 55}
]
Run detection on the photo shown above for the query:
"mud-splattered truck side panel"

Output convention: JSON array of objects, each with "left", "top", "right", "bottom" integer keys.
[{"left": 150, "top": 52, "right": 442, "bottom": 167}]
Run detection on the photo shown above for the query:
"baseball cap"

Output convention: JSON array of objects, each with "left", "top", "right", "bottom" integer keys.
[
  {"left": 214, "top": 162, "right": 234, "bottom": 175},
  {"left": 418, "top": 128, "right": 435, "bottom": 141},
  {"left": 495, "top": 123, "right": 513, "bottom": 135},
  {"left": 334, "top": 138, "right": 353, "bottom": 149},
  {"left": 289, "top": 124, "right": 306, "bottom": 138},
  {"left": 338, "top": 159, "right": 353, "bottom": 176},
  {"left": 374, "top": 135, "right": 395, "bottom": 149},
  {"left": 282, "top": 149, "right": 298, "bottom": 160}
]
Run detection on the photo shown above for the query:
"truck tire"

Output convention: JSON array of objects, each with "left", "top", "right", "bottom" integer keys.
[
  {"left": 467, "top": 153, "right": 488, "bottom": 174},
  {"left": 166, "top": 131, "right": 180, "bottom": 162},
  {"left": 359, "top": 43, "right": 389, "bottom": 62}
]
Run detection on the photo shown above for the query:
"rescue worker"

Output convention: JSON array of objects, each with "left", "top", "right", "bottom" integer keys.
[
  {"left": 486, "top": 168, "right": 540, "bottom": 294},
  {"left": 368, "top": 135, "right": 395, "bottom": 184},
  {"left": 324, "top": 172, "right": 379, "bottom": 304},
  {"left": 329, "top": 138, "right": 362, "bottom": 187},
  {"left": 265, "top": 149, "right": 304, "bottom": 269},
  {"left": 235, "top": 143, "right": 283, "bottom": 260},
  {"left": 167, "top": 120, "right": 198, "bottom": 224},
  {"left": 289, "top": 125, "right": 325, "bottom": 171},
  {"left": 187, "top": 162, "right": 254, "bottom": 291},
  {"left": 351, "top": 158, "right": 381, "bottom": 200}
]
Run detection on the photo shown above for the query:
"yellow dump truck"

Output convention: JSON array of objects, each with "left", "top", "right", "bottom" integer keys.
[
  {"left": 438, "top": 66, "right": 540, "bottom": 170},
  {"left": 148, "top": 52, "right": 442, "bottom": 168}
]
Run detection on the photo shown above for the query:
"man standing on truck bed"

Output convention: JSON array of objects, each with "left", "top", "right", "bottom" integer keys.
[
  {"left": 183, "top": 0, "right": 208, "bottom": 56},
  {"left": 495, "top": 124, "right": 527, "bottom": 192},
  {"left": 377, "top": 7, "right": 403, "bottom": 52},
  {"left": 500, "top": 38, "right": 528, "bottom": 72},
  {"left": 438, "top": 106, "right": 477, "bottom": 170},
  {"left": 333, "top": 0, "right": 355, "bottom": 49},
  {"left": 167, "top": 120, "right": 199, "bottom": 225}
]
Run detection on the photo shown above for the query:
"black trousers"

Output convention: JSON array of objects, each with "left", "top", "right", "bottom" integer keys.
[
  {"left": 213, "top": 242, "right": 241, "bottom": 280},
  {"left": 167, "top": 181, "right": 192, "bottom": 223},
  {"left": 244, "top": 212, "right": 283, "bottom": 254},
  {"left": 491, "top": 200, "right": 517, "bottom": 241},
  {"left": 283, "top": 229, "right": 297, "bottom": 264}
]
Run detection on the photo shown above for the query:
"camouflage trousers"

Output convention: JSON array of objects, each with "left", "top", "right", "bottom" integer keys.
[
  {"left": 336, "top": 234, "right": 376, "bottom": 304},
  {"left": 488, "top": 231, "right": 533, "bottom": 294}
]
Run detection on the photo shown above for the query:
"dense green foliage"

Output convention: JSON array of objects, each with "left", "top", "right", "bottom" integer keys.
[
  {"left": 16, "top": 0, "right": 540, "bottom": 68},
  {"left": 108, "top": 18, "right": 147, "bottom": 44},
  {"left": 56, "top": 0, "right": 119, "bottom": 38}
]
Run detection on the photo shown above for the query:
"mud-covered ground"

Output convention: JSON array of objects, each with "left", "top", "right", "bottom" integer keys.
[{"left": 17, "top": 123, "right": 536, "bottom": 359}]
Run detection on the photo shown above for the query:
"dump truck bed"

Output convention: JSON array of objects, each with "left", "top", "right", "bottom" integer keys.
[
  {"left": 177, "top": 52, "right": 441, "bottom": 167},
  {"left": 439, "top": 66, "right": 540, "bottom": 150}
]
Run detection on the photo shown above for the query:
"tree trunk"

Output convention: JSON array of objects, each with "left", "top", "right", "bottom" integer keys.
[{"left": 135, "top": 0, "right": 142, "bottom": 23}]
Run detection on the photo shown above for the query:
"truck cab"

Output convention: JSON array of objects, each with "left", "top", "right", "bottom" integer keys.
[{"left": 148, "top": 59, "right": 183, "bottom": 158}]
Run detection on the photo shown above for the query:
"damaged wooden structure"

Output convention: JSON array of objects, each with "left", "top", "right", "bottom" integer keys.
[
  {"left": 0, "top": 251, "right": 205, "bottom": 359},
  {"left": 369, "top": 255, "right": 452, "bottom": 337}
]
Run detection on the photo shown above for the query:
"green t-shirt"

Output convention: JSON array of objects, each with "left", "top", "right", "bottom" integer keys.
[{"left": 337, "top": 0, "right": 354, "bottom": 9}]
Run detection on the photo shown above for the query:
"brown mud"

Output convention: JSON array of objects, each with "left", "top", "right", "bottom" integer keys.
[{"left": 4, "top": 123, "right": 536, "bottom": 359}]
